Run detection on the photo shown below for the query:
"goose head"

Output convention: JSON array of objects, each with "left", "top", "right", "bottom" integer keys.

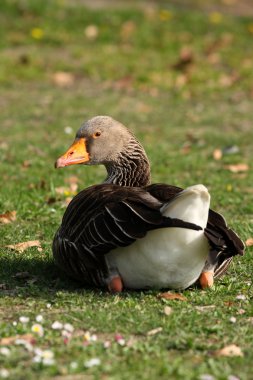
[{"left": 55, "top": 116, "right": 151, "bottom": 187}]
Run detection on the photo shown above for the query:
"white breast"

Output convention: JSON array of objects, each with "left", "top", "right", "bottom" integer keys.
[{"left": 106, "top": 184, "right": 211, "bottom": 290}]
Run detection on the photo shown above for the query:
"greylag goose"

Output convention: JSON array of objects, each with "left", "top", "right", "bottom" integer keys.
[{"left": 53, "top": 116, "right": 244, "bottom": 292}]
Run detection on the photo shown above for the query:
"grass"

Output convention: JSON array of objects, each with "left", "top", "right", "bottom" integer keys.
[{"left": 0, "top": 0, "right": 253, "bottom": 379}]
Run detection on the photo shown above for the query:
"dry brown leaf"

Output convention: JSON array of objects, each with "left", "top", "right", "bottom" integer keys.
[
  {"left": 224, "top": 301, "right": 235, "bottom": 307},
  {"left": 158, "top": 292, "right": 187, "bottom": 301},
  {"left": 52, "top": 72, "right": 75, "bottom": 87},
  {"left": 22, "top": 160, "right": 31, "bottom": 168},
  {"left": 6, "top": 240, "right": 42, "bottom": 253},
  {"left": 172, "top": 46, "right": 194, "bottom": 71},
  {"left": 213, "top": 148, "right": 223, "bottom": 160},
  {"left": 84, "top": 25, "right": 99, "bottom": 40},
  {"left": 64, "top": 176, "right": 79, "bottom": 185},
  {"left": 120, "top": 20, "right": 136, "bottom": 41},
  {"left": 0, "top": 211, "right": 16, "bottom": 224},
  {"left": 214, "top": 344, "right": 243, "bottom": 357},
  {"left": 0, "top": 334, "right": 34, "bottom": 345},
  {"left": 224, "top": 163, "right": 249, "bottom": 173},
  {"left": 147, "top": 327, "right": 163, "bottom": 336},
  {"left": 245, "top": 238, "right": 253, "bottom": 247},
  {"left": 164, "top": 306, "right": 173, "bottom": 316},
  {"left": 63, "top": 197, "right": 73, "bottom": 206}
]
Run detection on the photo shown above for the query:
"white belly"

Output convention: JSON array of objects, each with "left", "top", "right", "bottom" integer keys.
[
  {"left": 106, "top": 228, "right": 209, "bottom": 289},
  {"left": 106, "top": 184, "right": 211, "bottom": 290}
]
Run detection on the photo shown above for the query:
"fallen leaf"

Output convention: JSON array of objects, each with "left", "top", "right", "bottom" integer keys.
[
  {"left": 224, "top": 301, "right": 235, "bottom": 307},
  {"left": 6, "top": 240, "right": 42, "bottom": 253},
  {"left": 0, "top": 334, "right": 34, "bottom": 345},
  {"left": 120, "top": 20, "right": 136, "bottom": 41},
  {"left": 22, "top": 160, "right": 31, "bottom": 168},
  {"left": 52, "top": 72, "right": 75, "bottom": 87},
  {"left": 63, "top": 197, "right": 73, "bottom": 206},
  {"left": 224, "top": 163, "right": 249, "bottom": 173},
  {"left": 245, "top": 238, "right": 253, "bottom": 247},
  {"left": 113, "top": 75, "right": 133, "bottom": 91},
  {"left": 213, "top": 148, "right": 223, "bottom": 160},
  {"left": 214, "top": 344, "right": 243, "bottom": 357},
  {"left": 172, "top": 46, "right": 194, "bottom": 71},
  {"left": 157, "top": 292, "right": 187, "bottom": 301},
  {"left": 147, "top": 327, "right": 163, "bottom": 336},
  {"left": 164, "top": 306, "right": 173, "bottom": 315},
  {"left": 84, "top": 25, "right": 99, "bottom": 40},
  {"left": 0, "top": 211, "right": 16, "bottom": 224},
  {"left": 64, "top": 176, "right": 79, "bottom": 185}
]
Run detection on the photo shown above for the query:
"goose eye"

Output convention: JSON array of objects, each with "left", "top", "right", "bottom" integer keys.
[{"left": 93, "top": 131, "right": 101, "bottom": 138}]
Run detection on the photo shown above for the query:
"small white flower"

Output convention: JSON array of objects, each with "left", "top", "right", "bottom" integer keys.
[
  {"left": 12, "top": 321, "right": 17, "bottom": 326},
  {"left": 62, "top": 330, "right": 71, "bottom": 338},
  {"left": 19, "top": 316, "right": 29, "bottom": 324},
  {"left": 63, "top": 323, "right": 74, "bottom": 333},
  {"left": 34, "top": 348, "right": 43, "bottom": 356},
  {"left": 64, "top": 126, "right": 73, "bottom": 135},
  {"left": 15, "top": 339, "right": 33, "bottom": 352},
  {"left": 0, "top": 368, "right": 10, "bottom": 378},
  {"left": 46, "top": 303, "right": 51, "bottom": 309},
  {"left": 229, "top": 317, "right": 237, "bottom": 323},
  {"left": 200, "top": 375, "right": 215, "bottom": 380},
  {"left": 70, "top": 361, "right": 78, "bottom": 369},
  {"left": 90, "top": 334, "right": 97, "bottom": 342},
  {"left": 103, "top": 340, "right": 111, "bottom": 349},
  {"left": 31, "top": 323, "right": 44, "bottom": 337},
  {"left": 35, "top": 315, "right": 43, "bottom": 323},
  {"left": 33, "top": 349, "right": 55, "bottom": 366},
  {"left": 33, "top": 355, "right": 42, "bottom": 363},
  {"left": 236, "top": 294, "right": 246, "bottom": 301},
  {"left": 84, "top": 358, "right": 101, "bottom": 368},
  {"left": 42, "top": 350, "right": 54, "bottom": 360},
  {"left": 0, "top": 347, "right": 11, "bottom": 356},
  {"left": 115, "top": 334, "right": 125, "bottom": 346},
  {"left": 84, "top": 331, "right": 91, "bottom": 341},
  {"left": 52, "top": 321, "right": 63, "bottom": 330}
]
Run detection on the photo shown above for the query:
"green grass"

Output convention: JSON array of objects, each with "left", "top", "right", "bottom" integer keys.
[{"left": 0, "top": 0, "right": 253, "bottom": 379}]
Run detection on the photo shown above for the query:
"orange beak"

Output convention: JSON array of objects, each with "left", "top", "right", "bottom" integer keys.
[{"left": 55, "top": 138, "right": 90, "bottom": 168}]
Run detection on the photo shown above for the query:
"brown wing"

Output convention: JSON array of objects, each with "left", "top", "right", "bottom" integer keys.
[{"left": 53, "top": 184, "right": 201, "bottom": 286}]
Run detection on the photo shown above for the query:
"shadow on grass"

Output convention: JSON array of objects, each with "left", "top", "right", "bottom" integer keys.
[{"left": 0, "top": 255, "right": 88, "bottom": 299}]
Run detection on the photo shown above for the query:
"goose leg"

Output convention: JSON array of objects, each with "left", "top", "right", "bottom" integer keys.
[
  {"left": 199, "top": 270, "right": 214, "bottom": 288},
  {"left": 199, "top": 255, "right": 215, "bottom": 288},
  {"left": 105, "top": 264, "right": 123, "bottom": 293},
  {"left": 108, "top": 275, "right": 123, "bottom": 293}
]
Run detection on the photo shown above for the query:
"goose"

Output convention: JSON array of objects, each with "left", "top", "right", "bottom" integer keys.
[{"left": 53, "top": 116, "right": 244, "bottom": 292}]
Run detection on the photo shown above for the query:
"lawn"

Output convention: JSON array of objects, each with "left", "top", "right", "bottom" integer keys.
[{"left": 0, "top": 0, "right": 253, "bottom": 379}]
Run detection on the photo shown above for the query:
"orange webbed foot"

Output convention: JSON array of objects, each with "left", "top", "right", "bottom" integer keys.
[
  {"left": 199, "top": 271, "right": 214, "bottom": 289},
  {"left": 108, "top": 275, "right": 123, "bottom": 293}
]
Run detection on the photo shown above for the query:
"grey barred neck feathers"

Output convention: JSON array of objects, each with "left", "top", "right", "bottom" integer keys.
[{"left": 104, "top": 136, "right": 151, "bottom": 187}]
